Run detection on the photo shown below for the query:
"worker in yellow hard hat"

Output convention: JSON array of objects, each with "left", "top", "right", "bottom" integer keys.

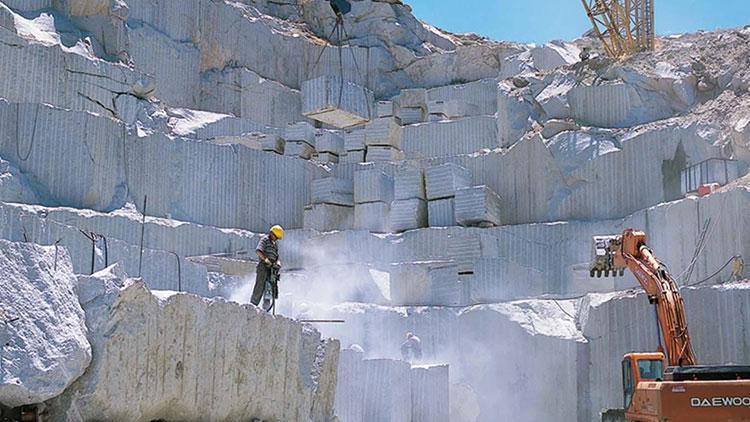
[{"left": 251, "top": 225, "right": 284, "bottom": 307}]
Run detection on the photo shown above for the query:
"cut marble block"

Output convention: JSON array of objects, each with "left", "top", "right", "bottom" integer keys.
[
  {"left": 354, "top": 201, "right": 390, "bottom": 233},
  {"left": 344, "top": 130, "right": 366, "bottom": 151},
  {"left": 304, "top": 203, "right": 354, "bottom": 231},
  {"left": 397, "top": 88, "right": 427, "bottom": 108},
  {"left": 427, "top": 100, "right": 480, "bottom": 120},
  {"left": 362, "top": 359, "right": 412, "bottom": 422},
  {"left": 394, "top": 166, "right": 426, "bottom": 200},
  {"left": 315, "top": 131, "right": 345, "bottom": 155},
  {"left": 377, "top": 101, "right": 395, "bottom": 118},
  {"left": 389, "top": 263, "right": 432, "bottom": 306},
  {"left": 335, "top": 349, "right": 366, "bottom": 422},
  {"left": 258, "top": 134, "right": 285, "bottom": 154},
  {"left": 366, "top": 146, "right": 404, "bottom": 162},
  {"left": 425, "top": 163, "right": 472, "bottom": 200},
  {"left": 315, "top": 152, "right": 339, "bottom": 164},
  {"left": 342, "top": 150, "right": 365, "bottom": 163},
  {"left": 211, "top": 132, "right": 285, "bottom": 154},
  {"left": 365, "top": 117, "right": 402, "bottom": 148},
  {"left": 448, "top": 233, "right": 481, "bottom": 274},
  {"left": 455, "top": 185, "right": 503, "bottom": 227},
  {"left": 284, "top": 141, "right": 315, "bottom": 159},
  {"left": 390, "top": 199, "right": 427, "bottom": 233},
  {"left": 428, "top": 198, "right": 456, "bottom": 227},
  {"left": 469, "top": 258, "right": 547, "bottom": 302},
  {"left": 427, "top": 78, "right": 499, "bottom": 116},
  {"left": 311, "top": 177, "right": 354, "bottom": 206},
  {"left": 302, "top": 75, "right": 374, "bottom": 128},
  {"left": 209, "top": 135, "right": 263, "bottom": 150},
  {"left": 411, "top": 365, "right": 450, "bottom": 422},
  {"left": 284, "top": 121, "right": 316, "bottom": 143},
  {"left": 402, "top": 116, "right": 498, "bottom": 159},
  {"left": 398, "top": 106, "right": 425, "bottom": 125},
  {"left": 354, "top": 169, "right": 394, "bottom": 204},
  {"left": 429, "top": 265, "right": 467, "bottom": 306}
]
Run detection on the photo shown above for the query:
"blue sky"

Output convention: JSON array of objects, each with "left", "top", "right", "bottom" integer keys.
[{"left": 406, "top": 0, "right": 750, "bottom": 44}]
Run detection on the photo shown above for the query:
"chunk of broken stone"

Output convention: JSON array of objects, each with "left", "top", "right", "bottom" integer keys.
[
  {"left": 0, "top": 240, "right": 91, "bottom": 407},
  {"left": 46, "top": 278, "right": 340, "bottom": 421}
]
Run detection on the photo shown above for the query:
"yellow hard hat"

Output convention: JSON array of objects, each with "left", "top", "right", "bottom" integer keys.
[{"left": 271, "top": 225, "right": 284, "bottom": 240}]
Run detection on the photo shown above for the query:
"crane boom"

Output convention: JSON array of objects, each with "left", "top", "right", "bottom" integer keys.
[
  {"left": 592, "top": 229, "right": 697, "bottom": 366},
  {"left": 581, "top": 0, "right": 655, "bottom": 58}
]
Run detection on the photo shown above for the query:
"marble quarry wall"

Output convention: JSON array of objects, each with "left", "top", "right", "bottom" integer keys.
[{"left": 0, "top": 0, "right": 749, "bottom": 421}]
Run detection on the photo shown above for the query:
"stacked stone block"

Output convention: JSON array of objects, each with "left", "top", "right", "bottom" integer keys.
[
  {"left": 454, "top": 185, "right": 503, "bottom": 227},
  {"left": 304, "top": 177, "right": 354, "bottom": 231},
  {"left": 353, "top": 169, "right": 394, "bottom": 233},
  {"left": 314, "top": 131, "right": 345, "bottom": 164},
  {"left": 365, "top": 117, "right": 403, "bottom": 162},
  {"left": 391, "top": 166, "right": 427, "bottom": 233},
  {"left": 396, "top": 88, "right": 427, "bottom": 125},
  {"left": 343, "top": 130, "right": 366, "bottom": 163},
  {"left": 425, "top": 163, "right": 472, "bottom": 227},
  {"left": 284, "top": 121, "right": 316, "bottom": 159}
]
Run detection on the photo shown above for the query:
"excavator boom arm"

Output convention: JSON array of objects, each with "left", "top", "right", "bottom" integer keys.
[{"left": 592, "top": 229, "right": 697, "bottom": 366}]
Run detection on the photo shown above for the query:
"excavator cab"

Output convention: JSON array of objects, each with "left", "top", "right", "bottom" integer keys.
[{"left": 622, "top": 352, "right": 666, "bottom": 410}]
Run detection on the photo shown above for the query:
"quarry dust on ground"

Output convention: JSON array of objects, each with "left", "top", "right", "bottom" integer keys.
[{"left": 0, "top": 0, "right": 749, "bottom": 421}]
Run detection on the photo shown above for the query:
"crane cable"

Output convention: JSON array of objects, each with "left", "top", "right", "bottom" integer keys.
[{"left": 309, "top": 4, "right": 372, "bottom": 120}]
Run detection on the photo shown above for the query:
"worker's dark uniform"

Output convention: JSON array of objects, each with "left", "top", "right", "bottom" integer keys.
[{"left": 251, "top": 234, "right": 278, "bottom": 306}]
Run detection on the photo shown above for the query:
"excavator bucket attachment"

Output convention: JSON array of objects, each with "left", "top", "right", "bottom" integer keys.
[{"left": 590, "top": 235, "right": 624, "bottom": 278}]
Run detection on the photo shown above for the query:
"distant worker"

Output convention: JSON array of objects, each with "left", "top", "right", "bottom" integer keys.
[
  {"left": 251, "top": 225, "right": 284, "bottom": 307},
  {"left": 579, "top": 46, "right": 591, "bottom": 62},
  {"left": 400, "top": 332, "right": 422, "bottom": 364}
]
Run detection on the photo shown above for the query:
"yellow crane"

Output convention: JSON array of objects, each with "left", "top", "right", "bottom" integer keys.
[{"left": 581, "top": 0, "right": 655, "bottom": 58}]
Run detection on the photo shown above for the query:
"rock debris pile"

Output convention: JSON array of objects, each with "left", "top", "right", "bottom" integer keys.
[{"left": 0, "top": 0, "right": 749, "bottom": 421}]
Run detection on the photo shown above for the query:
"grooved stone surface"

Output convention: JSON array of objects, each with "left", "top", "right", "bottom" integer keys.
[
  {"left": 428, "top": 198, "right": 456, "bottom": 227},
  {"left": 304, "top": 203, "right": 354, "bottom": 232},
  {"left": 425, "top": 163, "right": 472, "bottom": 200},
  {"left": 311, "top": 177, "right": 354, "bottom": 206},
  {"left": 302, "top": 75, "right": 374, "bottom": 128},
  {"left": 47, "top": 279, "right": 340, "bottom": 422},
  {"left": 390, "top": 198, "right": 427, "bottom": 233},
  {"left": 394, "top": 165, "right": 426, "bottom": 200},
  {"left": 354, "top": 201, "right": 390, "bottom": 233},
  {"left": 454, "top": 185, "right": 503, "bottom": 227},
  {"left": 354, "top": 169, "right": 394, "bottom": 204}
]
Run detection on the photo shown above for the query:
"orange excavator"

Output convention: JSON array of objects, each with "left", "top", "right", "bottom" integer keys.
[{"left": 591, "top": 229, "right": 750, "bottom": 422}]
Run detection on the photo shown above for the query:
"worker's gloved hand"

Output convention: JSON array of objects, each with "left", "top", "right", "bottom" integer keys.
[
  {"left": 263, "top": 258, "right": 272, "bottom": 267},
  {"left": 274, "top": 260, "right": 282, "bottom": 269}
]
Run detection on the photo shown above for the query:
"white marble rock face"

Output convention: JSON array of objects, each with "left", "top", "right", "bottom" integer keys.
[
  {"left": 0, "top": 240, "right": 91, "bottom": 408},
  {"left": 0, "top": 1, "right": 750, "bottom": 421},
  {"left": 45, "top": 276, "right": 340, "bottom": 422}
]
